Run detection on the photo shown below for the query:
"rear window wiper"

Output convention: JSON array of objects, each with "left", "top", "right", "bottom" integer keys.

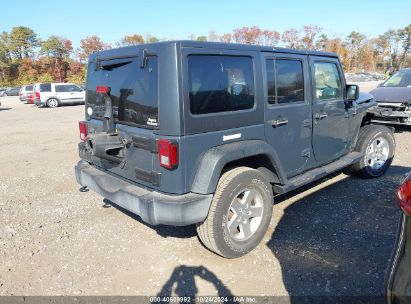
[{"left": 95, "top": 55, "right": 137, "bottom": 71}]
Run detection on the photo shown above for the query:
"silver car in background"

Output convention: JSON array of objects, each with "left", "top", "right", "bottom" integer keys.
[
  {"left": 19, "top": 85, "right": 34, "bottom": 102},
  {"left": 33, "top": 83, "right": 85, "bottom": 108}
]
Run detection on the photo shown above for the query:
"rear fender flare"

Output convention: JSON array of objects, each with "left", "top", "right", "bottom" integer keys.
[{"left": 191, "top": 140, "right": 287, "bottom": 194}]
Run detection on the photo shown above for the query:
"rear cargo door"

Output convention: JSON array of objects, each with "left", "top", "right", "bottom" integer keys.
[{"left": 86, "top": 52, "right": 160, "bottom": 189}]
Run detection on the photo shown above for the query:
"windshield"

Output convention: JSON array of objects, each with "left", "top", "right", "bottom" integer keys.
[
  {"left": 86, "top": 56, "right": 158, "bottom": 129},
  {"left": 383, "top": 70, "right": 411, "bottom": 87}
]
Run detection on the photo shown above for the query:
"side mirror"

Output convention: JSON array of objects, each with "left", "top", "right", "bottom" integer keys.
[{"left": 346, "top": 84, "right": 359, "bottom": 101}]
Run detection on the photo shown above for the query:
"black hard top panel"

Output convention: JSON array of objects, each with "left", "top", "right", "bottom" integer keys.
[{"left": 89, "top": 40, "right": 338, "bottom": 61}]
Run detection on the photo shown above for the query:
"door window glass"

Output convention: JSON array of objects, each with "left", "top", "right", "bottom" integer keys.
[
  {"left": 266, "top": 59, "right": 304, "bottom": 104},
  {"left": 314, "top": 62, "right": 342, "bottom": 101}
]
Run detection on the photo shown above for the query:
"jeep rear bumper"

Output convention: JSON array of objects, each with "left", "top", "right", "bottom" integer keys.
[{"left": 75, "top": 160, "right": 213, "bottom": 226}]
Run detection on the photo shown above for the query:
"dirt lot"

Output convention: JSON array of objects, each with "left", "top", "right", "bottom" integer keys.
[{"left": 0, "top": 92, "right": 410, "bottom": 297}]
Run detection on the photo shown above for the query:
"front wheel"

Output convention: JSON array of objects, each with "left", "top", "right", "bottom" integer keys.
[
  {"left": 197, "top": 167, "right": 273, "bottom": 258},
  {"left": 348, "top": 124, "right": 395, "bottom": 178}
]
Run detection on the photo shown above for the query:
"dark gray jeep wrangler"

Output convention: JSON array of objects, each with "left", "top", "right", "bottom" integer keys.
[{"left": 75, "top": 41, "right": 395, "bottom": 258}]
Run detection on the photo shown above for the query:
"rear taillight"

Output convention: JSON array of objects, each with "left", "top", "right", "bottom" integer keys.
[
  {"left": 397, "top": 174, "right": 411, "bottom": 216},
  {"left": 79, "top": 121, "right": 88, "bottom": 142},
  {"left": 35, "top": 91, "right": 40, "bottom": 100},
  {"left": 158, "top": 139, "right": 178, "bottom": 170},
  {"left": 96, "top": 86, "right": 110, "bottom": 94}
]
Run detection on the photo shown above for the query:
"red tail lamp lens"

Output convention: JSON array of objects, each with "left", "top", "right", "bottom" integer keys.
[
  {"left": 397, "top": 174, "right": 411, "bottom": 216},
  {"left": 158, "top": 139, "right": 178, "bottom": 170},
  {"left": 79, "top": 121, "right": 88, "bottom": 142},
  {"left": 96, "top": 86, "right": 110, "bottom": 94}
]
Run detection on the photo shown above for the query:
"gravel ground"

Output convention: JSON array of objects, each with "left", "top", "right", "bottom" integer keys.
[{"left": 0, "top": 93, "right": 410, "bottom": 297}]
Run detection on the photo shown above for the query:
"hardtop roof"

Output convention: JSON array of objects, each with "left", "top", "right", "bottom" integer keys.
[{"left": 89, "top": 40, "right": 338, "bottom": 61}]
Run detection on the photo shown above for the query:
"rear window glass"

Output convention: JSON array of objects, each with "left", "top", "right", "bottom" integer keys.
[
  {"left": 25, "top": 85, "right": 33, "bottom": 90},
  {"left": 87, "top": 56, "right": 158, "bottom": 128},
  {"left": 39, "top": 83, "right": 51, "bottom": 92},
  {"left": 188, "top": 55, "right": 254, "bottom": 115}
]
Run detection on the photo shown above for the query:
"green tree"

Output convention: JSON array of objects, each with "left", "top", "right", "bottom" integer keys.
[
  {"left": 40, "top": 36, "right": 73, "bottom": 82},
  {"left": 197, "top": 36, "right": 207, "bottom": 42},
  {"left": 0, "top": 31, "right": 12, "bottom": 85},
  {"left": 9, "top": 26, "right": 39, "bottom": 60},
  {"left": 380, "top": 29, "right": 402, "bottom": 68},
  {"left": 146, "top": 36, "right": 159, "bottom": 43},
  {"left": 41, "top": 36, "right": 72, "bottom": 58},
  {"left": 316, "top": 34, "right": 329, "bottom": 50},
  {"left": 346, "top": 31, "right": 366, "bottom": 70},
  {"left": 399, "top": 24, "right": 411, "bottom": 68}
]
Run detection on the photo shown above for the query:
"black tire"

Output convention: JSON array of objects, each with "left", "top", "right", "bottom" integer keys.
[
  {"left": 197, "top": 167, "right": 273, "bottom": 258},
  {"left": 46, "top": 98, "right": 59, "bottom": 108},
  {"left": 348, "top": 124, "right": 395, "bottom": 178}
]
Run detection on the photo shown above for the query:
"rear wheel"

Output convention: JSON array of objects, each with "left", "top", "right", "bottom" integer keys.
[
  {"left": 47, "top": 98, "right": 59, "bottom": 108},
  {"left": 348, "top": 124, "right": 395, "bottom": 178},
  {"left": 197, "top": 167, "right": 273, "bottom": 258}
]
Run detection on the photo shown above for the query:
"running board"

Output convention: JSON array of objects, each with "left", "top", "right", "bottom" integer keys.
[{"left": 273, "top": 152, "right": 363, "bottom": 194}]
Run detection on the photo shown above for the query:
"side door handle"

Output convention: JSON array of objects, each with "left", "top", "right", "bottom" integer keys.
[
  {"left": 314, "top": 112, "right": 328, "bottom": 120},
  {"left": 270, "top": 118, "right": 289, "bottom": 127}
]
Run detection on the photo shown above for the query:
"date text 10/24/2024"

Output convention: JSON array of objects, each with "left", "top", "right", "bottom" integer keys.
[{"left": 149, "top": 296, "right": 257, "bottom": 303}]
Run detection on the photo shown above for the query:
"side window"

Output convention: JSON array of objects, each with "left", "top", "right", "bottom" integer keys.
[
  {"left": 188, "top": 55, "right": 254, "bottom": 115},
  {"left": 39, "top": 83, "right": 51, "bottom": 92},
  {"left": 265, "top": 59, "right": 304, "bottom": 104},
  {"left": 314, "top": 62, "right": 342, "bottom": 101},
  {"left": 66, "top": 85, "right": 82, "bottom": 92},
  {"left": 55, "top": 85, "right": 66, "bottom": 93}
]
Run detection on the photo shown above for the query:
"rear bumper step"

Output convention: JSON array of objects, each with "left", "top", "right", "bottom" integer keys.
[{"left": 75, "top": 160, "right": 213, "bottom": 226}]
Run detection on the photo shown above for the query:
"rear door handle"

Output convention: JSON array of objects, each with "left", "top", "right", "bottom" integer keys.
[{"left": 270, "top": 118, "right": 289, "bottom": 127}]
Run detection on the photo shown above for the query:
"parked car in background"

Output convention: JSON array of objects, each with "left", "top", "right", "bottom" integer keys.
[
  {"left": 370, "top": 68, "right": 411, "bottom": 126},
  {"left": 345, "top": 72, "right": 385, "bottom": 82},
  {"left": 27, "top": 92, "right": 34, "bottom": 104},
  {"left": 386, "top": 172, "right": 411, "bottom": 303},
  {"left": 33, "top": 83, "right": 85, "bottom": 108},
  {"left": 1, "top": 87, "right": 21, "bottom": 97},
  {"left": 0, "top": 88, "right": 7, "bottom": 96},
  {"left": 19, "top": 85, "right": 34, "bottom": 102}
]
